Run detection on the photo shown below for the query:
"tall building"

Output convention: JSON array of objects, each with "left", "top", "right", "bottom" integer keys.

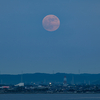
[{"left": 63, "top": 76, "right": 67, "bottom": 86}]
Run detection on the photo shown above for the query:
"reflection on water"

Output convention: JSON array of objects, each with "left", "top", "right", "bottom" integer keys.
[{"left": 0, "top": 94, "right": 100, "bottom": 100}]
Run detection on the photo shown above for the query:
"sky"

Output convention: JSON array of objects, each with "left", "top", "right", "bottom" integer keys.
[{"left": 0, "top": 0, "right": 100, "bottom": 74}]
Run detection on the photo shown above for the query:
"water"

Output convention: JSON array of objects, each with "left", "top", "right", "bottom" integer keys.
[{"left": 0, "top": 94, "right": 100, "bottom": 100}]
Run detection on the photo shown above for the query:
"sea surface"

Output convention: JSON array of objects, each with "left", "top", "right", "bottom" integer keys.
[{"left": 0, "top": 94, "right": 100, "bottom": 100}]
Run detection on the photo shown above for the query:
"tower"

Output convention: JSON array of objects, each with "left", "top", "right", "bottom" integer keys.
[{"left": 63, "top": 76, "right": 67, "bottom": 86}]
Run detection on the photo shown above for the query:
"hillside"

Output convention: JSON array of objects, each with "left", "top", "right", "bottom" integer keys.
[{"left": 0, "top": 73, "right": 100, "bottom": 85}]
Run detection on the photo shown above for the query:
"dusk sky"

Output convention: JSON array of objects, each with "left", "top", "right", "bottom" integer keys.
[{"left": 0, "top": 0, "right": 100, "bottom": 74}]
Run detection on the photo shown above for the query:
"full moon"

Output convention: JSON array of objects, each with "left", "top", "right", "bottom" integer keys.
[{"left": 42, "top": 15, "right": 60, "bottom": 31}]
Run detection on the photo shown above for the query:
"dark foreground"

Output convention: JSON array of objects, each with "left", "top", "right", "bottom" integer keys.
[{"left": 0, "top": 94, "right": 100, "bottom": 100}]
